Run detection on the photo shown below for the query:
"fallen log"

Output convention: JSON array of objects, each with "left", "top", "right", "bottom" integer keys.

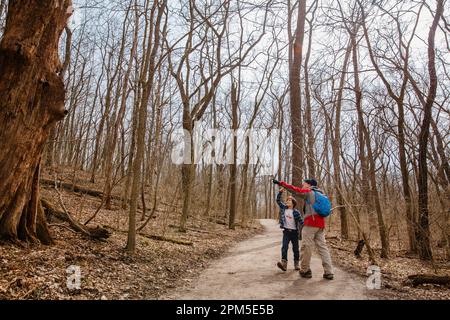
[
  {"left": 103, "top": 226, "right": 193, "bottom": 246},
  {"left": 209, "top": 219, "right": 227, "bottom": 225},
  {"left": 40, "top": 178, "right": 152, "bottom": 213},
  {"left": 40, "top": 178, "right": 122, "bottom": 201},
  {"left": 407, "top": 274, "right": 450, "bottom": 287},
  {"left": 41, "top": 197, "right": 111, "bottom": 241},
  {"left": 139, "top": 233, "right": 193, "bottom": 246},
  {"left": 168, "top": 224, "right": 213, "bottom": 234}
]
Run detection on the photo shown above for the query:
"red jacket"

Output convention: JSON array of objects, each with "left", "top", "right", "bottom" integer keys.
[{"left": 279, "top": 181, "right": 325, "bottom": 229}]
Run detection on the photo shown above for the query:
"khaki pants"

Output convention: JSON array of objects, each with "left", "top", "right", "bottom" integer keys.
[{"left": 300, "top": 226, "right": 334, "bottom": 275}]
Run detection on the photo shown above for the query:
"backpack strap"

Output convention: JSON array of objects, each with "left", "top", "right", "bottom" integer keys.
[{"left": 304, "top": 191, "right": 317, "bottom": 220}]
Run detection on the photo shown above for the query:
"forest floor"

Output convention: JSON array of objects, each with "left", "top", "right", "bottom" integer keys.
[
  {"left": 0, "top": 168, "right": 263, "bottom": 300},
  {"left": 0, "top": 168, "right": 449, "bottom": 300},
  {"left": 327, "top": 237, "right": 450, "bottom": 300},
  {"left": 163, "top": 219, "right": 450, "bottom": 300}
]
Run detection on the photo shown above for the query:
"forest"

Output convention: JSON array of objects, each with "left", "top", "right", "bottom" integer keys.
[{"left": 0, "top": 0, "right": 449, "bottom": 300}]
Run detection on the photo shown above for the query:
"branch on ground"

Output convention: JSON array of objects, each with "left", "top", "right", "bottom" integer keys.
[{"left": 41, "top": 197, "right": 110, "bottom": 241}]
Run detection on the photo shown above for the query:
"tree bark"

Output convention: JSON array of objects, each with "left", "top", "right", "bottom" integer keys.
[{"left": 0, "top": 0, "right": 71, "bottom": 243}]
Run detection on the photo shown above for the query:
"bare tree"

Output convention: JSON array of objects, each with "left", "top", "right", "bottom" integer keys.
[
  {"left": 415, "top": 0, "right": 444, "bottom": 261},
  {"left": 127, "top": 0, "right": 167, "bottom": 254},
  {"left": 168, "top": 0, "right": 270, "bottom": 232},
  {"left": 360, "top": 0, "right": 424, "bottom": 253}
]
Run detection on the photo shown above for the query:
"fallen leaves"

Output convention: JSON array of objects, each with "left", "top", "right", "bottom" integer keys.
[
  {"left": 0, "top": 176, "right": 262, "bottom": 300},
  {"left": 327, "top": 237, "right": 450, "bottom": 300}
]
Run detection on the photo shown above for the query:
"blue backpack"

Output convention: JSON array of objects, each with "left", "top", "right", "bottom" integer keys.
[{"left": 309, "top": 191, "right": 332, "bottom": 217}]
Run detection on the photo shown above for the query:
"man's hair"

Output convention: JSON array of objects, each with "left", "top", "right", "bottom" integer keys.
[
  {"left": 304, "top": 178, "right": 318, "bottom": 187},
  {"left": 288, "top": 196, "right": 297, "bottom": 208}
]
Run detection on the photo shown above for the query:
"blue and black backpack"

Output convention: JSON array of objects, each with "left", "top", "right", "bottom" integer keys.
[{"left": 308, "top": 191, "right": 332, "bottom": 218}]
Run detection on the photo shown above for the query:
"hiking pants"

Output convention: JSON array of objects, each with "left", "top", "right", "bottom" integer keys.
[{"left": 300, "top": 226, "right": 334, "bottom": 274}]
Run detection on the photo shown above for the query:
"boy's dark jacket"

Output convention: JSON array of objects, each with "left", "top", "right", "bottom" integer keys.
[{"left": 276, "top": 191, "right": 303, "bottom": 231}]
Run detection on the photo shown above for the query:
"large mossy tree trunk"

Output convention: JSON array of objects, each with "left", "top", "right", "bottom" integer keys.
[{"left": 0, "top": 0, "right": 72, "bottom": 243}]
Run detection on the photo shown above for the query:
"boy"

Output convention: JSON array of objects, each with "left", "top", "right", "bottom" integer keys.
[
  {"left": 276, "top": 187, "right": 303, "bottom": 272},
  {"left": 273, "top": 178, "right": 334, "bottom": 280}
]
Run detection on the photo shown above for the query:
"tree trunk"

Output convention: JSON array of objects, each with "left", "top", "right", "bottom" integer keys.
[
  {"left": 122, "top": 99, "right": 138, "bottom": 210},
  {"left": 333, "top": 40, "right": 352, "bottom": 240},
  {"left": 0, "top": 0, "right": 71, "bottom": 243},
  {"left": 416, "top": 0, "right": 443, "bottom": 261},
  {"left": 179, "top": 111, "right": 194, "bottom": 232},
  {"left": 205, "top": 96, "right": 218, "bottom": 224},
  {"left": 366, "top": 131, "right": 390, "bottom": 258},
  {"left": 180, "top": 162, "right": 194, "bottom": 232},
  {"left": 228, "top": 83, "right": 238, "bottom": 230},
  {"left": 304, "top": 2, "right": 316, "bottom": 179},
  {"left": 351, "top": 30, "right": 389, "bottom": 257},
  {"left": 127, "top": 0, "right": 165, "bottom": 253},
  {"left": 351, "top": 33, "right": 373, "bottom": 238},
  {"left": 398, "top": 99, "right": 418, "bottom": 254},
  {"left": 289, "top": 0, "right": 307, "bottom": 186}
]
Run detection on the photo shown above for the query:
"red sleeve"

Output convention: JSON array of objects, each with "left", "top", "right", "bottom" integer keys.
[{"left": 279, "top": 181, "right": 311, "bottom": 194}]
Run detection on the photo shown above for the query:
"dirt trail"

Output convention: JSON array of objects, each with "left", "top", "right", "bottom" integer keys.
[{"left": 163, "top": 219, "right": 375, "bottom": 300}]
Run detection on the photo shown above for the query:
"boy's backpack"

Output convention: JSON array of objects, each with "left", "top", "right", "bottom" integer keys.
[{"left": 309, "top": 191, "right": 332, "bottom": 217}]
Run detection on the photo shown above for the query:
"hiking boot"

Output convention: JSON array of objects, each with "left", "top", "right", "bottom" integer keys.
[
  {"left": 323, "top": 273, "right": 334, "bottom": 280},
  {"left": 294, "top": 260, "right": 300, "bottom": 271},
  {"left": 277, "top": 259, "right": 287, "bottom": 272},
  {"left": 299, "top": 269, "right": 312, "bottom": 278}
]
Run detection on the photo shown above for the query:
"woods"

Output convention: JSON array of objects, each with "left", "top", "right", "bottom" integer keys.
[{"left": 0, "top": 0, "right": 449, "bottom": 300}]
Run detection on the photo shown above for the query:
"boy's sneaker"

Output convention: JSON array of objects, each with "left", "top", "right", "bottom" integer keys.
[
  {"left": 299, "top": 269, "right": 312, "bottom": 278},
  {"left": 294, "top": 261, "right": 300, "bottom": 271},
  {"left": 277, "top": 259, "right": 287, "bottom": 272},
  {"left": 323, "top": 273, "right": 334, "bottom": 280}
]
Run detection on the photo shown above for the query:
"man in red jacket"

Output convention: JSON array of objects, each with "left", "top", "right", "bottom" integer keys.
[{"left": 273, "top": 178, "right": 334, "bottom": 280}]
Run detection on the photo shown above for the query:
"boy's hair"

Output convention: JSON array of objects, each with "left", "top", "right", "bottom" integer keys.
[{"left": 288, "top": 196, "right": 297, "bottom": 208}]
